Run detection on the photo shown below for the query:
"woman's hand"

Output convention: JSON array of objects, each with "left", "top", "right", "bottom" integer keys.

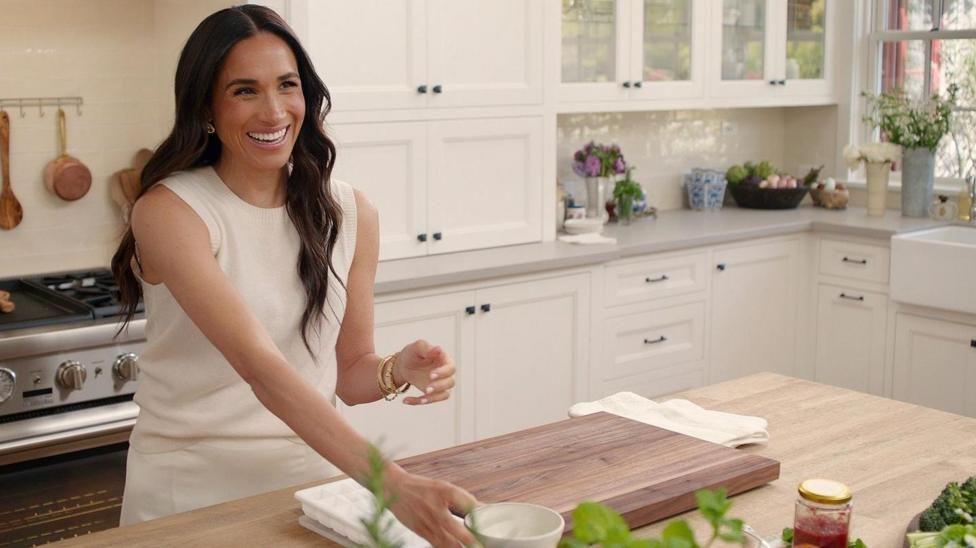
[
  {"left": 395, "top": 339, "right": 456, "bottom": 406},
  {"left": 387, "top": 470, "right": 478, "bottom": 547}
]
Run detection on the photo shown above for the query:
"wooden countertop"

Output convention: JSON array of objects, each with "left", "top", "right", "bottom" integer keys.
[{"left": 56, "top": 373, "right": 976, "bottom": 547}]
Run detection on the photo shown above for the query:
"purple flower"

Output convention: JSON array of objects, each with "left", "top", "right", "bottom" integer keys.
[
  {"left": 584, "top": 155, "right": 601, "bottom": 177},
  {"left": 572, "top": 161, "right": 586, "bottom": 177},
  {"left": 574, "top": 150, "right": 585, "bottom": 163},
  {"left": 613, "top": 157, "right": 626, "bottom": 174}
]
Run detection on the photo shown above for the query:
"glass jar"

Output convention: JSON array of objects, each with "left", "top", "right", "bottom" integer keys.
[{"left": 792, "top": 479, "right": 852, "bottom": 548}]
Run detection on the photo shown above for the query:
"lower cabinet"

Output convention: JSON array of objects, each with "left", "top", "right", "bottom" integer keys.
[
  {"left": 340, "top": 272, "right": 589, "bottom": 458},
  {"left": 892, "top": 313, "right": 976, "bottom": 418},
  {"left": 339, "top": 291, "right": 475, "bottom": 459},
  {"left": 710, "top": 239, "right": 802, "bottom": 383},
  {"left": 813, "top": 284, "right": 887, "bottom": 395}
]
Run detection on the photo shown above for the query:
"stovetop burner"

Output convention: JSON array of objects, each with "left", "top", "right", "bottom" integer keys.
[
  {"left": 33, "top": 270, "right": 136, "bottom": 318},
  {"left": 0, "top": 269, "right": 144, "bottom": 333}
]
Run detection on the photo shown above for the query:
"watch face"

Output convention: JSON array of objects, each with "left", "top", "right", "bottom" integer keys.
[{"left": 0, "top": 368, "right": 15, "bottom": 404}]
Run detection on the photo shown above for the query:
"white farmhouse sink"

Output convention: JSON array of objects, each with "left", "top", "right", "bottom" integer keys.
[{"left": 891, "top": 226, "right": 976, "bottom": 315}]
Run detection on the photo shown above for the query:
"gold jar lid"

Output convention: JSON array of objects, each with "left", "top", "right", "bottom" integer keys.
[{"left": 797, "top": 479, "right": 852, "bottom": 505}]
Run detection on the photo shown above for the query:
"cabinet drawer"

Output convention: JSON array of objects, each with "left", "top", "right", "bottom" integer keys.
[
  {"left": 601, "top": 301, "right": 706, "bottom": 381},
  {"left": 604, "top": 251, "right": 708, "bottom": 307},
  {"left": 819, "top": 239, "right": 890, "bottom": 284}
]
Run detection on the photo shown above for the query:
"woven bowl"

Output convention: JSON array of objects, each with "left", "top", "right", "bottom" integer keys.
[{"left": 810, "top": 188, "right": 849, "bottom": 210}]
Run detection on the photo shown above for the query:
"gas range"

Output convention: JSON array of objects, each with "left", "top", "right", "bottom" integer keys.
[{"left": 0, "top": 268, "right": 146, "bottom": 465}]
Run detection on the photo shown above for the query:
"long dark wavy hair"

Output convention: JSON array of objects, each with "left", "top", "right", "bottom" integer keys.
[{"left": 111, "top": 5, "right": 343, "bottom": 354}]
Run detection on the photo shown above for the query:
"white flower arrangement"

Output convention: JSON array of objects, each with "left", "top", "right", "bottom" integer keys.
[{"left": 844, "top": 142, "right": 902, "bottom": 170}]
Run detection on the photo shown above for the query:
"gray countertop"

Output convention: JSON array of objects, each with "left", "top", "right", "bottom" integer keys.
[{"left": 374, "top": 206, "right": 946, "bottom": 295}]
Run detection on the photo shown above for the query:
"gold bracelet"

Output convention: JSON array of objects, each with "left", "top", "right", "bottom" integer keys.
[
  {"left": 381, "top": 352, "right": 410, "bottom": 401},
  {"left": 376, "top": 354, "right": 394, "bottom": 397}
]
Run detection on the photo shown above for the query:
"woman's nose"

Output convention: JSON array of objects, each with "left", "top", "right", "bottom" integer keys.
[{"left": 261, "top": 94, "right": 286, "bottom": 122}]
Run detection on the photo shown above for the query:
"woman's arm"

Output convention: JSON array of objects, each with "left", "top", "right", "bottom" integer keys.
[
  {"left": 131, "top": 185, "right": 475, "bottom": 546},
  {"left": 335, "top": 190, "right": 457, "bottom": 407}
]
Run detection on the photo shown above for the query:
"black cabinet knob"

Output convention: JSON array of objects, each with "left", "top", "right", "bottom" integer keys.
[
  {"left": 622, "top": 81, "right": 631, "bottom": 88},
  {"left": 716, "top": 263, "right": 727, "bottom": 271},
  {"left": 970, "top": 339, "right": 976, "bottom": 348},
  {"left": 417, "top": 233, "right": 428, "bottom": 242},
  {"left": 417, "top": 84, "right": 428, "bottom": 94},
  {"left": 432, "top": 232, "right": 442, "bottom": 241},
  {"left": 778, "top": 79, "right": 787, "bottom": 85},
  {"left": 633, "top": 81, "right": 643, "bottom": 88},
  {"left": 769, "top": 80, "right": 778, "bottom": 85},
  {"left": 465, "top": 306, "right": 476, "bottom": 315},
  {"left": 480, "top": 303, "right": 491, "bottom": 313},
  {"left": 432, "top": 84, "right": 443, "bottom": 94}
]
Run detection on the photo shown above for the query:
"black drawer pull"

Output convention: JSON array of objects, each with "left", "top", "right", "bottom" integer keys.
[
  {"left": 417, "top": 84, "right": 428, "bottom": 94},
  {"left": 432, "top": 232, "right": 443, "bottom": 241},
  {"left": 481, "top": 303, "right": 491, "bottom": 313},
  {"left": 839, "top": 293, "right": 864, "bottom": 302},
  {"left": 622, "top": 81, "right": 632, "bottom": 88},
  {"left": 417, "top": 233, "right": 428, "bottom": 242},
  {"left": 465, "top": 306, "right": 476, "bottom": 315},
  {"left": 778, "top": 79, "right": 787, "bottom": 85},
  {"left": 643, "top": 336, "right": 667, "bottom": 345},
  {"left": 842, "top": 257, "right": 868, "bottom": 265},
  {"left": 716, "top": 263, "right": 727, "bottom": 271},
  {"left": 633, "top": 81, "right": 643, "bottom": 88},
  {"left": 432, "top": 84, "right": 443, "bottom": 93},
  {"left": 645, "top": 275, "right": 669, "bottom": 283},
  {"left": 970, "top": 339, "right": 976, "bottom": 348}
]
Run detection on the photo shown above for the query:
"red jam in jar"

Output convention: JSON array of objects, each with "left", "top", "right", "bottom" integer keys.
[{"left": 792, "top": 479, "right": 852, "bottom": 548}]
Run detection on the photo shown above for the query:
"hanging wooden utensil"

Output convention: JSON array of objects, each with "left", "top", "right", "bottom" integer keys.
[
  {"left": 43, "top": 108, "right": 91, "bottom": 201},
  {"left": 0, "top": 111, "right": 24, "bottom": 230}
]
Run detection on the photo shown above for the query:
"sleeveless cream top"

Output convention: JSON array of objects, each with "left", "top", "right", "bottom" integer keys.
[{"left": 129, "top": 166, "right": 357, "bottom": 453}]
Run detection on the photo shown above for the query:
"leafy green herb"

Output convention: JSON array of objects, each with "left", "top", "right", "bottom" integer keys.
[
  {"left": 361, "top": 444, "right": 403, "bottom": 548},
  {"left": 782, "top": 527, "right": 867, "bottom": 548},
  {"left": 907, "top": 523, "right": 976, "bottom": 547},
  {"left": 558, "top": 489, "right": 744, "bottom": 548}
]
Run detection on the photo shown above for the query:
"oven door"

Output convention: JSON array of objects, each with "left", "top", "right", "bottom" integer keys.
[{"left": 0, "top": 401, "right": 136, "bottom": 547}]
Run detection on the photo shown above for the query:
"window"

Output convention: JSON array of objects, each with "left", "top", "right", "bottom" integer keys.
[{"left": 866, "top": 0, "right": 976, "bottom": 180}]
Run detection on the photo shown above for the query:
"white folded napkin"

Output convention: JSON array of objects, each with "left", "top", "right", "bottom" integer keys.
[
  {"left": 295, "top": 478, "right": 434, "bottom": 547},
  {"left": 558, "top": 233, "right": 618, "bottom": 245},
  {"left": 568, "top": 391, "right": 768, "bottom": 447}
]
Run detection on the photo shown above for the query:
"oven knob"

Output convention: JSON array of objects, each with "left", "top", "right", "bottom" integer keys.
[
  {"left": 113, "top": 353, "right": 140, "bottom": 382},
  {"left": 56, "top": 361, "right": 87, "bottom": 391}
]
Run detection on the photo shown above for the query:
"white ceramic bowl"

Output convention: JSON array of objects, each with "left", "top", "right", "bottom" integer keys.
[
  {"left": 562, "top": 218, "right": 604, "bottom": 235},
  {"left": 465, "top": 502, "right": 564, "bottom": 548}
]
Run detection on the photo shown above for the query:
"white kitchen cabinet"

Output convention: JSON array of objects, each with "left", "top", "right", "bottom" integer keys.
[
  {"left": 339, "top": 291, "right": 475, "bottom": 459},
  {"left": 709, "top": 238, "right": 802, "bottom": 383},
  {"left": 304, "top": 0, "right": 542, "bottom": 111},
  {"left": 708, "top": 0, "right": 833, "bottom": 101},
  {"left": 813, "top": 284, "right": 887, "bottom": 395},
  {"left": 892, "top": 313, "right": 976, "bottom": 418},
  {"left": 342, "top": 271, "right": 590, "bottom": 454},
  {"left": 601, "top": 300, "right": 706, "bottom": 382},
  {"left": 472, "top": 273, "right": 590, "bottom": 439},
  {"left": 331, "top": 116, "right": 543, "bottom": 259},
  {"left": 559, "top": 0, "right": 706, "bottom": 103}
]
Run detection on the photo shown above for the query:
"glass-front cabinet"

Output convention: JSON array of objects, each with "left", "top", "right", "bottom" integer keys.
[
  {"left": 709, "top": 0, "right": 832, "bottom": 99},
  {"left": 560, "top": 0, "right": 705, "bottom": 103}
]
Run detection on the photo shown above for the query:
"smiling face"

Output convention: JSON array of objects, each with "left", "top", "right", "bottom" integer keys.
[{"left": 211, "top": 32, "right": 305, "bottom": 176}]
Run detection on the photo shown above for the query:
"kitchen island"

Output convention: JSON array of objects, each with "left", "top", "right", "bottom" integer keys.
[{"left": 56, "top": 373, "right": 976, "bottom": 547}]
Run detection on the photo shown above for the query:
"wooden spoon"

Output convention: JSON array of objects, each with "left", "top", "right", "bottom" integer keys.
[
  {"left": 0, "top": 111, "right": 24, "bottom": 230},
  {"left": 43, "top": 108, "right": 92, "bottom": 201}
]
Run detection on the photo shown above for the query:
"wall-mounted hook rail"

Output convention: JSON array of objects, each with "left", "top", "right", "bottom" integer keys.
[{"left": 0, "top": 97, "right": 84, "bottom": 118}]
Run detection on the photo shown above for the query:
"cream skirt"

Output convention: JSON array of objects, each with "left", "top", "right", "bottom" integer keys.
[{"left": 119, "top": 437, "right": 339, "bottom": 525}]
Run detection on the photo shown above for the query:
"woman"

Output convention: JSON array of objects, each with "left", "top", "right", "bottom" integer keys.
[{"left": 111, "top": 5, "right": 477, "bottom": 546}]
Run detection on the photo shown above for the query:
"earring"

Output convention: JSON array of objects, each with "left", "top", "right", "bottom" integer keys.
[{"left": 206, "top": 122, "right": 215, "bottom": 134}]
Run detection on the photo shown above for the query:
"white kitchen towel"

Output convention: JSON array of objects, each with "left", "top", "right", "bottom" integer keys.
[
  {"left": 296, "top": 478, "right": 456, "bottom": 548},
  {"left": 557, "top": 233, "right": 618, "bottom": 245},
  {"left": 568, "top": 392, "right": 768, "bottom": 447}
]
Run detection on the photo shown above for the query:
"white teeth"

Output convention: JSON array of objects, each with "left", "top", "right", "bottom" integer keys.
[{"left": 247, "top": 127, "right": 287, "bottom": 143}]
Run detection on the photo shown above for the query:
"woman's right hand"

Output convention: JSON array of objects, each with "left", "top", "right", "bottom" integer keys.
[{"left": 386, "top": 469, "right": 478, "bottom": 547}]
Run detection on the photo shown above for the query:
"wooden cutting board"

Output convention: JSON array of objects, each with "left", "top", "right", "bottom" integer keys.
[{"left": 398, "top": 412, "right": 779, "bottom": 533}]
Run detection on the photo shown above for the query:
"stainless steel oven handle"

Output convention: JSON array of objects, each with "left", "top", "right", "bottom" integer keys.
[{"left": 0, "top": 417, "right": 136, "bottom": 459}]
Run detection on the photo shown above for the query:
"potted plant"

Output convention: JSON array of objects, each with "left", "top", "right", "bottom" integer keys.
[
  {"left": 843, "top": 142, "right": 902, "bottom": 217},
  {"left": 612, "top": 167, "right": 643, "bottom": 225},
  {"left": 862, "top": 84, "right": 958, "bottom": 217},
  {"left": 572, "top": 142, "right": 628, "bottom": 220}
]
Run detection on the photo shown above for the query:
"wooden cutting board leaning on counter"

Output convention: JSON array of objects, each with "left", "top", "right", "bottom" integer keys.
[{"left": 55, "top": 373, "right": 976, "bottom": 547}]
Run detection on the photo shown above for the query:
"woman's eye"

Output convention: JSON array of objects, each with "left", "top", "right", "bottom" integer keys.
[
  {"left": 233, "top": 87, "right": 256, "bottom": 96},
  {"left": 281, "top": 80, "right": 299, "bottom": 89}
]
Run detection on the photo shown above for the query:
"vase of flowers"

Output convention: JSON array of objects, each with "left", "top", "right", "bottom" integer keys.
[
  {"left": 845, "top": 143, "right": 901, "bottom": 217},
  {"left": 862, "top": 84, "right": 958, "bottom": 217},
  {"left": 613, "top": 167, "right": 643, "bottom": 225},
  {"left": 573, "top": 141, "right": 627, "bottom": 220}
]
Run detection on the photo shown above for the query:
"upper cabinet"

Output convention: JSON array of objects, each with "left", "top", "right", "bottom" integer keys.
[
  {"left": 559, "top": 0, "right": 706, "bottom": 103},
  {"left": 304, "top": 0, "right": 544, "bottom": 112},
  {"left": 709, "top": 0, "right": 832, "bottom": 100},
  {"left": 558, "top": 0, "right": 835, "bottom": 109}
]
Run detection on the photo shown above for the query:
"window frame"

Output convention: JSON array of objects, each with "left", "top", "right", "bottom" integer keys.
[{"left": 854, "top": 0, "right": 976, "bottom": 186}]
